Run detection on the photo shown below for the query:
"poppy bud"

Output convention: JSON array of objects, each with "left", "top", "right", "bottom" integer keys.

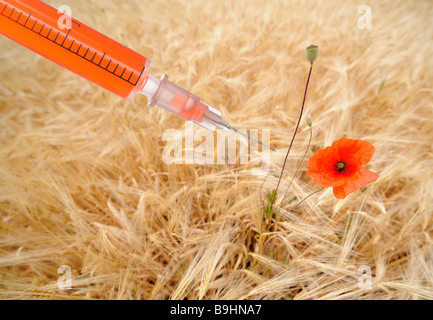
[
  {"left": 306, "top": 45, "right": 318, "bottom": 63},
  {"left": 306, "top": 115, "right": 313, "bottom": 127}
]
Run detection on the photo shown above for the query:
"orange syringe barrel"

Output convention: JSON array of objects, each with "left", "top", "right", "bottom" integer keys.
[{"left": 0, "top": 0, "right": 149, "bottom": 99}]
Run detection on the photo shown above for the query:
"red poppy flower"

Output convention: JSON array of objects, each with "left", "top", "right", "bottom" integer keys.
[{"left": 308, "top": 138, "right": 379, "bottom": 199}]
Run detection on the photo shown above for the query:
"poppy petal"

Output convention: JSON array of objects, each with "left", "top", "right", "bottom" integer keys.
[
  {"left": 334, "top": 138, "right": 376, "bottom": 166},
  {"left": 308, "top": 142, "right": 358, "bottom": 187},
  {"left": 308, "top": 138, "right": 378, "bottom": 194},
  {"left": 332, "top": 167, "right": 379, "bottom": 199},
  {"left": 333, "top": 186, "right": 347, "bottom": 199},
  {"left": 308, "top": 146, "right": 347, "bottom": 187}
]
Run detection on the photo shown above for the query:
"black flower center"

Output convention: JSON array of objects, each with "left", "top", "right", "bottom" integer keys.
[{"left": 334, "top": 161, "right": 347, "bottom": 173}]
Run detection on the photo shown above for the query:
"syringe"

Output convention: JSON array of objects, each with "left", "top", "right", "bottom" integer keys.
[{"left": 0, "top": 0, "right": 275, "bottom": 152}]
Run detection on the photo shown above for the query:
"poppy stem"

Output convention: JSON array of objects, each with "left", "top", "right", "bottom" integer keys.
[
  {"left": 292, "top": 187, "right": 325, "bottom": 208},
  {"left": 279, "top": 124, "right": 313, "bottom": 209},
  {"left": 272, "top": 62, "right": 314, "bottom": 207}
]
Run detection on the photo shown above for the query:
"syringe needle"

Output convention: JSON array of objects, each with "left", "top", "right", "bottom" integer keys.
[{"left": 229, "top": 126, "right": 276, "bottom": 152}]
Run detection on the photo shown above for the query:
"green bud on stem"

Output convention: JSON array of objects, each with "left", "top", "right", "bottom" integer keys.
[
  {"left": 306, "top": 45, "right": 318, "bottom": 63},
  {"left": 306, "top": 115, "right": 313, "bottom": 127}
]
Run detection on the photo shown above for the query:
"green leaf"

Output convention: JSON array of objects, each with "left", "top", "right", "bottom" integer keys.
[{"left": 266, "top": 189, "right": 277, "bottom": 204}]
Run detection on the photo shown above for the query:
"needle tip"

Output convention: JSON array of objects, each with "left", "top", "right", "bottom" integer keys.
[{"left": 230, "top": 127, "right": 276, "bottom": 152}]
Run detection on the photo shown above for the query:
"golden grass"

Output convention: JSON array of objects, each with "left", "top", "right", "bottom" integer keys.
[{"left": 0, "top": 0, "right": 432, "bottom": 300}]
